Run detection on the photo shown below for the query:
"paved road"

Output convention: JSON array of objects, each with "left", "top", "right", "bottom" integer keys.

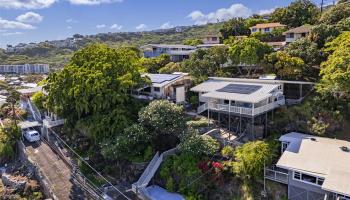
[{"left": 24, "top": 140, "right": 85, "bottom": 200}]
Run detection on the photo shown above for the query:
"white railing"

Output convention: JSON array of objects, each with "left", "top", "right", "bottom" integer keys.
[
  {"left": 27, "top": 99, "right": 42, "bottom": 122},
  {"left": 198, "top": 99, "right": 285, "bottom": 116},
  {"left": 264, "top": 167, "right": 289, "bottom": 184},
  {"left": 132, "top": 148, "right": 177, "bottom": 194},
  {"left": 43, "top": 118, "right": 65, "bottom": 128}
]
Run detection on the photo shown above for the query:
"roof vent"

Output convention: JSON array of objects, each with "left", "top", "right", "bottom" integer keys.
[
  {"left": 341, "top": 146, "right": 350, "bottom": 152},
  {"left": 310, "top": 138, "right": 317, "bottom": 141}
]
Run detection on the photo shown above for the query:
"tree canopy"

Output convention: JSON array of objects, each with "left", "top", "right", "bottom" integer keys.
[
  {"left": 269, "top": 0, "right": 319, "bottom": 28},
  {"left": 182, "top": 46, "right": 229, "bottom": 84},
  {"left": 220, "top": 18, "right": 251, "bottom": 39},
  {"left": 45, "top": 43, "right": 145, "bottom": 141},
  {"left": 317, "top": 32, "right": 350, "bottom": 99},
  {"left": 232, "top": 141, "right": 275, "bottom": 181},
  {"left": 264, "top": 51, "right": 306, "bottom": 80},
  {"left": 319, "top": 2, "right": 350, "bottom": 24},
  {"left": 228, "top": 37, "right": 273, "bottom": 76},
  {"left": 183, "top": 38, "right": 203, "bottom": 46}
]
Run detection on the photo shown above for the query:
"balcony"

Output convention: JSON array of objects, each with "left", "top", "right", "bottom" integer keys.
[
  {"left": 264, "top": 166, "right": 289, "bottom": 184},
  {"left": 197, "top": 99, "right": 285, "bottom": 116}
]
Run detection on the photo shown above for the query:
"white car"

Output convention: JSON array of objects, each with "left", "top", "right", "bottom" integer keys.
[{"left": 24, "top": 130, "right": 40, "bottom": 142}]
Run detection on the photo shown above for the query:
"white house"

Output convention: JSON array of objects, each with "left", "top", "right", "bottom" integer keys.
[
  {"left": 250, "top": 23, "right": 286, "bottom": 34},
  {"left": 265, "top": 132, "right": 350, "bottom": 200},
  {"left": 283, "top": 25, "right": 312, "bottom": 43},
  {"left": 191, "top": 78, "right": 313, "bottom": 138},
  {"left": 132, "top": 72, "right": 191, "bottom": 103}
]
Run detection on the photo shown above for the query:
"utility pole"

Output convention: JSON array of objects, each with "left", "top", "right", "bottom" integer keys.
[{"left": 321, "top": 0, "right": 324, "bottom": 13}]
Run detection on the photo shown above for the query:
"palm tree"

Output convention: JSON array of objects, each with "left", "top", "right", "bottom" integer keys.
[{"left": 0, "top": 81, "right": 21, "bottom": 125}]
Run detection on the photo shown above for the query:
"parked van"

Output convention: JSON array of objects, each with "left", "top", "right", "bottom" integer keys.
[{"left": 24, "top": 130, "right": 40, "bottom": 142}]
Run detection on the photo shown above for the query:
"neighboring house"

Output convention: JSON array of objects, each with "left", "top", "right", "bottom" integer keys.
[
  {"left": 132, "top": 72, "right": 191, "bottom": 103},
  {"left": 141, "top": 44, "right": 196, "bottom": 62},
  {"left": 250, "top": 23, "right": 286, "bottom": 34},
  {"left": 283, "top": 25, "right": 312, "bottom": 43},
  {"left": 266, "top": 41, "right": 286, "bottom": 51},
  {"left": 202, "top": 34, "right": 221, "bottom": 45},
  {"left": 0, "top": 64, "right": 49, "bottom": 74},
  {"left": 191, "top": 78, "right": 313, "bottom": 138},
  {"left": 265, "top": 132, "right": 350, "bottom": 200}
]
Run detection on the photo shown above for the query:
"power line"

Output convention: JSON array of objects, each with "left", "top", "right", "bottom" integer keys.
[
  {"left": 23, "top": 98, "right": 131, "bottom": 199},
  {"left": 17, "top": 114, "right": 105, "bottom": 200},
  {"left": 45, "top": 118, "right": 131, "bottom": 200}
]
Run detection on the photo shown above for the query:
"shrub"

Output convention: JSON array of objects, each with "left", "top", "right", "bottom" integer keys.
[
  {"left": 221, "top": 146, "right": 235, "bottom": 158},
  {"left": 179, "top": 134, "right": 219, "bottom": 157}
]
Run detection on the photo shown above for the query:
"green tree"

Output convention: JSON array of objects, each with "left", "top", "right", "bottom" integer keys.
[
  {"left": 228, "top": 37, "right": 273, "bottom": 76},
  {"left": 31, "top": 91, "right": 47, "bottom": 111},
  {"left": 269, "top": 0, "right": 320, "bottom": 28},
  {"left": 101, "top": 124, "right": 152, "bottom": 161},
  {"left": 183, "top": 38, "right": 203, "bottom": 46},
  {"left": 45, "top": 43, "right": 144, "bottom": 142},
  {"left": 232, "top": 141, "right": 275, "bottom": 181},
  {"left": 244, "top": 18, "right": 266, "bottom": 29},
  {"left": 319, "top": 2, "right": 350, "bottom": 24},
  {"left": 182, "top": 46, "right": 229, "bottom": 84},
  {"left": 264, "top": 51, "right": 306, "bottom": 80},
  {"left": 158, "top": 62, "right": 182, "bottom": 74},
  {"left": 138, "top": 100, "right": 187, "bottom": 151},
  {"left": 317, "top": 32, "right": 350, "bottom": 99},
  {"left": 310, "top": 18, "right": 350, "bottom": 47},
  {"left": 284, "top": 38, "right": 321, "bottom": 66},
  {"left": 220, "top": 18, "right": 251, "bottom": 39},
  {"left": 0, "top": 82, "right": 21, "bottom": 126},
  {"left": 139, "top": 54, "right": 171, "bottom": 73}
]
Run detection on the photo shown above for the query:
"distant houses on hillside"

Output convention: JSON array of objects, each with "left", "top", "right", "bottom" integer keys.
[
  {"left": 141, "top": 34, "right": 223, "bottom": 62},
  {"left": 283, "top": 25, "right": 312, "bottom": 44},
  {"left": 0, "top": 64, "right": 49, "bottom": 74},
  {"left": 250, "top": 22, "right": 286, "bottom": 34}
]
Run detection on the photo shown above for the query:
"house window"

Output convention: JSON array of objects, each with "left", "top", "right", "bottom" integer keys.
[
  {"left": 252, "top": 28, "right": 257, "bottom": 32},
  {"left": 264, "top": 27, "right": 270, "bottom": 32},
  {"left": 294, "top": 171, "right": 301, "bottom": 180},
  {"left": 317, "top": 178, "right": 324, "bottom": 186},
  {"left": 302, "top": 173, "right": 317, "bottom": 184},
  {"left": 153, "top": 87, "right": 160, "bottom": 92},
  {"left": 224, "top": 100, "right": 230, "bottom": 104},
  {"left": 230, "top": 101, "right": 236, "bottom": 106},
  {"left": 301, "top": 33, "right": 306, "bottom": 37},
  {"left": 293, "top": 171, "right": 325, "bottom": 186},
  {"left": 281, "top": 141, "right": 289, "bottom": 153},
  {"left": 288, "top": 33, "right": 295, "bottom": 38},
  {"left": 212, "top": 37, "right": 218, "bottom": 41}
]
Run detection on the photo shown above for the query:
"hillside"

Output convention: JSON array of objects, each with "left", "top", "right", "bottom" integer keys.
[{"left": 0, "top": 23, "right": 223, "bottom": 70}]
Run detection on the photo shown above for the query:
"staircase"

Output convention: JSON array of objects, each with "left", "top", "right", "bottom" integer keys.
[
  {"left": 197, "top": 103, "right": 208, "bottom": 114},
  {"left": 132, "top": 148, "right": 177, "bottom": 195}
]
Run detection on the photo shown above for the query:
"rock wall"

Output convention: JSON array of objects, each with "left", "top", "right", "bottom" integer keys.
[{"left": 17, "top": 140, "right": 57, "bottom": 199}]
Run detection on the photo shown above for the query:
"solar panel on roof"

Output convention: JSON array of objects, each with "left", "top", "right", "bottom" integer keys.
[
  {"left": 147, "top": 74, "right": 180, "bottom": 84},
  {"left": 216, "top": 84, "right": 262, "bottom": 94}
]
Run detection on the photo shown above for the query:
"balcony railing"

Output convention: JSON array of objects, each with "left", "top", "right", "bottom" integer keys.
[
  {"left": 197, "top": 99, "right": 285, "bottom": 116},
  {"left": 264, "top": 166, "right": 289, "bottom": 184}
]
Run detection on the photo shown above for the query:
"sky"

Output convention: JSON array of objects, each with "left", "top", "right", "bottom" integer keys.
[{"left": 0, "top": 0, "right": 322, "bottom": 47}]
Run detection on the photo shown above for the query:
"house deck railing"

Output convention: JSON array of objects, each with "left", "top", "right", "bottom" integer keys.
[
  {"left": 264, "top": 166, "right": 289, "bottom": 184},
  {"left": 197, "top": 99, "right": 285, "bottom": 116}
]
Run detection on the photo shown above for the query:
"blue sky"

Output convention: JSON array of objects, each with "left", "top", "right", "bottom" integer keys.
[{"left": 0, "top": 0, "right": 320, "bottom": 47}]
